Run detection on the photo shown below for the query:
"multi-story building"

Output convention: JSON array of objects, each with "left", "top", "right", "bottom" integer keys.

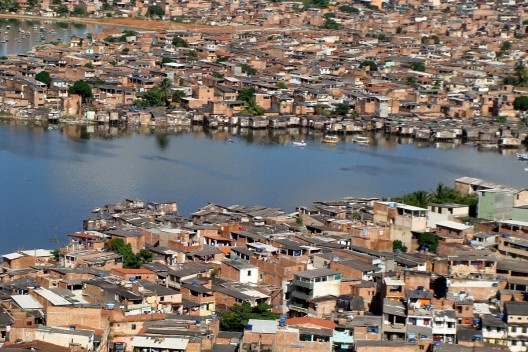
[{"left": 288, "top": 268, "right": 341, "bottom": 316}]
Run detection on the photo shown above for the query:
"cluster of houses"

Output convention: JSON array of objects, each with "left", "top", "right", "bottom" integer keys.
[
  {"left": 2, "top": 0, "right": 528, "bottom": 145},
  {"left": 1, "top": 176, "right": 528, "bottom": 352}
]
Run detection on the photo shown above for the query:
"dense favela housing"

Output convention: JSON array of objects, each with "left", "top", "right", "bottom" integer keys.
[
  {"left": 2, "top": 177, "right": 528, "bottom": 351},
  {"left": 3, "top": 0, "right": 528, "bottom": 350},
  {"left": 1, "top": 0, "right": 528, "bottom": 147}
]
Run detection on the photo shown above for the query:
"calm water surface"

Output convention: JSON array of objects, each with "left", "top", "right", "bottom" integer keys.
[
  {"left": 0, "top": 18, "right": 112, "bottom": 56},
  {"left": 0, "top": 121, "right": 527, "bottom": 252}
]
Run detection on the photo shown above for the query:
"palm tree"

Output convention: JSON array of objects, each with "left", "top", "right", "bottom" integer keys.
[
  {"left": 412, "top": 190, "right": 430, "bottom": 208},
  {"left": 157, "top": 78, "right": 173, "bottom": 106},
  {"left": 242, "top": 98, "right": 264, "bottom": 116},
  {"left": 431, "top": 183, "right": 455, "bottom": 203},
  {"left": 515, "top": 60, "right": 528, "bottom": 87}
]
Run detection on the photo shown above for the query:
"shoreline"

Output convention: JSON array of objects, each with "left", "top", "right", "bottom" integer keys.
[{"left": 0, "top": 13, "right": 262, "bottom": 33}]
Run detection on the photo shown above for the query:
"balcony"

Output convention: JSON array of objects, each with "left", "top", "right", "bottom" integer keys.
[
  {"left": 292, "top": 279, "right": 314, "bottom": 289},
  {"left": 383, "top": 323, "right": 406, "bottom": 333},
  {"left": 288, "top": 303, "right": 308, "bottom": 313}
]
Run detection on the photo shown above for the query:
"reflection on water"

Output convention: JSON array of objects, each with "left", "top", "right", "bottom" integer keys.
[
  {"left": 0, "top": 119, "right": 527, "bottom": 252},
  {"left": 0, "top": 18, "right": 111, "bottom": 56}
]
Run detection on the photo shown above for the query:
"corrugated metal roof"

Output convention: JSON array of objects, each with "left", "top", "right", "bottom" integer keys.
[
  {"left": 12, "top": 295, "right": 43, "bottom": 310},
  {"left": 33, "top": 288, "right": 72, "bottom": 306},
  {"left": 131, "top": 336, "right": 189, "bottom": 349}
]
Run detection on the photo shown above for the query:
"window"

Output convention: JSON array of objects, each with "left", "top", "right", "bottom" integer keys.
[
  {"left": 247, "top": 270, "right": 252, "bottom": 276},
  {"left": 131, "top": 324, "right": 136, "bottom": 330}
]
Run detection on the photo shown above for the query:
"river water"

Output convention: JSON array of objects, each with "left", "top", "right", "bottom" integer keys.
[
  {"left": 0, "top": 121, "right": 527, "bottom": 253},
  {"left": 0, "top": 18, "right": 109, "bottom": 56}
]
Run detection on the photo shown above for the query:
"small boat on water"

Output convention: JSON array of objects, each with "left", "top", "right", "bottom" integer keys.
[
  {"left": 517, "top": 153, "right": 528, "bottom": 161},
  {"left": 353, "top": 136, "right": 370, "bottom": 145},
  {"left": 322, "top": 135, "right": 339, "bottom": 144},
  {"left": 293, "top": 140, "right": 306, "bottom": 147}
]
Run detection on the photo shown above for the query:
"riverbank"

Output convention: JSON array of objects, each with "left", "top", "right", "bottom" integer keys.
[{"left": 0, "top": 13, "right": 262, "bottom": 33}]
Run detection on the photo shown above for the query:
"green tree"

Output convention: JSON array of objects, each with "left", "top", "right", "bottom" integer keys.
[
  {"left": 161, "top": 57, "right": 173, "bottom": 64},
  {"left": 396, "top": 26, "right": 403, "bottom": 34},
  {"left": 104, "top": 238, "right": 152, "bottom": 268},
  {"left": 220, "top": 302, "right": 280, "bottom": 331},
  {"left": 172, "top": 90, "right": 187, "bottom": 103},
  {"left": 71, "top": 5, "right": 87, "bottom": 16},
  {"left": 101, "top": 2, "right": 112, "bottom": 10},
  {"left": 35, "top": 71, "right": 51, "bottom": 87},
  {"left": 411, "top": 62, "right": 426, "bottom": 72},
  {"left": 242, "top": 98, "right": 265, "bottom": 116},
  {"left": 514, "top": 96, "right": 528, "bottom": 111},
  {"left": 515, "top": 60, "right": 528, "bottom": 87},
  {"left": 418, "top": 232, "right": 439, "bottom": 252},
  {"left": 172, "top": 36, "right": 188, "bottom": 47},
  {"left": 56, "top": 4, "right": 68, "bottom": 15},
  {"left": 133, "top": 89, "right": 165, "bottom": 108},
  {"left": 68, "top": 80, "right": 93, "bottom": 103},
  {"left": 393, "top": 240, "right": 408, "bottom": 253},
  {"left": 216, "top": 56, "right": 229, "bottom": 63},
  {"left": 276, "top": 81, "right": 287, "bottom": 89},
  {"left": 51, "top": 249, "right": 60, "bottom": 261},
  {"left": 84, "top": 62, "right": 94, "bottom": 69},
  {"left": 339, "top": 5, "right": 358, "bottom": 13},
  {"left": 157, "top": 78, "right": 173, "bottom": 106},
  {"left": 187, "top": 50, "right": 197, "bottom": 59},
  {"left": 503, "top": 76, "right": 517, "bottom": 85},
  {"left": 121, "top": 48, "right": 130, "bottom": 55},
  {"left": 406, "top": 76, "right": 416, "bottom": 87},
  {"left": 146, "top": 4, "right": 165, "bottom": 18},
  {"left": 501, "top": 40, "right": 512, "bottom": 52},
  {"left": 241, "top": 63, "right": 257, "bottom": 76},
  {"left": 322, "top": 17, "right": 341, "bottom": 30},
  {"left": 398, "top": 190, "right": 430, "bottom": 208},
  {"left": 359, "top": 60, "right": 378, "bottom": 71},
  {"left": 237, "top": 87, "right": 256, "bottom": 102},
  {"left": 334, "top": 103, "right": 349, "bottom": 116},
  {"left": 430, "top": 183, "right": 456, "bottom": 203}
]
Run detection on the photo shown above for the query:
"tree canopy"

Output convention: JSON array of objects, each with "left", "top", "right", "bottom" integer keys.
[
  {"left": 418, "top": 232, "right": 439, "bottom": 252},
  {"left": 514, "top": 96, "right": 528, "bottom": 111},
  {"left": 172, "top": 36, "right": 188, "bottom": 47},
  {"left": 237, "top": 87, "right": 256, "bottom": 102},
  {"left": 241, "top": 63, "right": 257, "bottom": 76},
  {"left": 35, "top": 71, "right": 51, "bottom": 87},
  {"left": 334, "top": 103, "right": 350, "bottom": 116},
  {"left": 393, "top": 240, "right": 407, "bottom": 253},
  {"left": 146, "top": 4, "right": 165, "bottom": 18},
  {"left": 396, "top": 183, "right": 478, "bottom": 208},
  {"left": 220, "top": 302, "right": 280, "bottom": 331},
  {"left": 104, "top": 238, "right": 153, "bottom": 269},
  {"left": 359, "top": 60, "right": 378, "bottom": 71},
  {"left": 68, "top": 80, "right": 93, "bottom": 103},
  {"left": 242, "top": 99, "right": 265, "bottom": 116}
]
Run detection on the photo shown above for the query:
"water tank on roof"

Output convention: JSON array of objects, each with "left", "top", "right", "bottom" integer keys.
[
  {"left": 196, "top": 320, "right": 201, "bottom": 326},
  {"left": 417, "top": 286, "right": 424, "bottom": 291},
  {"left": 497, "top": 313, "right": 504, "bottom": 319},
  {"left": 129, "top": 276, "right": 136, "bottom": 282},
  {"left": 245, "top": 324, "right": 253, "bottom": 331}
]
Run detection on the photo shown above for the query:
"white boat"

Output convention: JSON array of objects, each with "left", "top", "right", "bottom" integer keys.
[
  {"left": 517, "top": 153, "right": 528, "bottom": 160},
  {"left": 353, "top": 136, "right": 370, "bottom": 145},
  {"left": 293, "top": 140, "right": 306, "bottom": 147},
  {"left": 322, "top": 135, "right": 339, "bottom": 144}
]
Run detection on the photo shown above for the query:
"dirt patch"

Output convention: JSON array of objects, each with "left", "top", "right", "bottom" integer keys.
[{"left": 0, "top": 13, "right": 270, "bottom": 34}]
